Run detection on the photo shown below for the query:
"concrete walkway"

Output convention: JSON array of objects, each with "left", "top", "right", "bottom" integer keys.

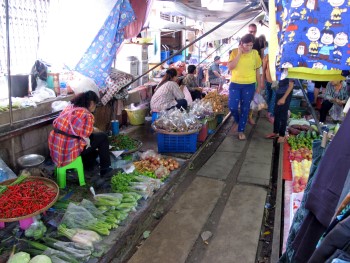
[{"left": 127, "top": 115, "right": 273, "bottom": 263}]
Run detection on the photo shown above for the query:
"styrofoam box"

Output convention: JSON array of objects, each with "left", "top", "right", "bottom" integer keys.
[{"left": 115, "top": 60, "right": 138, "bottom": 76}]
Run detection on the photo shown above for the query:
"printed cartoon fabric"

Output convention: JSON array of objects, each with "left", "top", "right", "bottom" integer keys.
[
  {"left": 75, "top": 0, "right": 135, "bottom": 88},
  {"left": 275, "top": 0, "right": 350, "bottom": 79}
]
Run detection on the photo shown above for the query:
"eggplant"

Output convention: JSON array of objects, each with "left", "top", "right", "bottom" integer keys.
[{"left": 288, "top": 127, "right": 302, "bottom": 135}]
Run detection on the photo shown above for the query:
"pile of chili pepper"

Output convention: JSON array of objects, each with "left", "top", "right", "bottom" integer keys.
[{"left": 0, "top": 180, "right": 57, "bottom": 219}]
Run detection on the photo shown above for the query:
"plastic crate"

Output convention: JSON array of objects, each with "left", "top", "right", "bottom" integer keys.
[{"left": 157, "top": 133, "right": 198, "bottom": 153}]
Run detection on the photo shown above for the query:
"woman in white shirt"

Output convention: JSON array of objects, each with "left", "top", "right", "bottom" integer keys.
[{"left": 151, "top": 68, "right": 187, "bottom": 112}]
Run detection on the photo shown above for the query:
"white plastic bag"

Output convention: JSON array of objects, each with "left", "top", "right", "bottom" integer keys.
[
  {"left": 68, "top": 71, "right": 100, "bottom": 98},
  {"left": 52, "top": 101, "right": 69, "bottom": 112},
  {"left": 330, "top": 103, "right": 344, "bottom": 121},
  {"left": 250, "top": 93, "right": 267, "bottom": 111}
]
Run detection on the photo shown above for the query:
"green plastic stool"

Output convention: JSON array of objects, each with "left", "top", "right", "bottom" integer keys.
[{"left": 55, "top": 156, "right": 85, "bottom": 188}]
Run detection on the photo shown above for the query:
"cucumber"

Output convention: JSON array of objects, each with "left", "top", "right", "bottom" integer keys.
[{"left": 306, "top": 130, "right": 311, "bottom": 139}]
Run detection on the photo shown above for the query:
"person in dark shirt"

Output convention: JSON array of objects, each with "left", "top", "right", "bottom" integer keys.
[
  {"left": 249, "top": 23, "right": 263, "bottom": 58},
  {"left": 265, "top": 79, "right": 295, "bottom": 143},
  {"left": 182, "top": 64, "right": 203, "bottom": 100},
  {"left": 247, "top": 23, "right": 264, "bottom": 125}
]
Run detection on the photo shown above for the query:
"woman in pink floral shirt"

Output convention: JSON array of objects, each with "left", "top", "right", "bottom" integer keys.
[{"left": 150, "top": 68, "right": 187, "bottom": 112}]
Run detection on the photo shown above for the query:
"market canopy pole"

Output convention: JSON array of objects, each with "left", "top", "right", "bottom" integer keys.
[
  {"left": 5, "top": 0, "right": 13, "bottom": 127},
  {"left": 129, "top": 1, "right": 260, "bottom": 87}
]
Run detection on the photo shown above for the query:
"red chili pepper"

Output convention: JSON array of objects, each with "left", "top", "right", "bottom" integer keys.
[{"left": 0, "top": 180, "right": 57, "bottom": 219}]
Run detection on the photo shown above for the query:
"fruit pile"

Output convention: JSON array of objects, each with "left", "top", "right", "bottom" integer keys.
[
  {"left": 287, "top": 130, "right": 318, "bottom": 193},
  {"left": 292, "top": 159, "right": 311, "bottom": 193},
  {"left": 133, "top": 156, "right": 180, "bottom": 172},
  {"left": 289, "top": 148, "right": 312, "bottom": 162},
  {"left": 287, "top": 131, "right": 318, "bottom": 150}
]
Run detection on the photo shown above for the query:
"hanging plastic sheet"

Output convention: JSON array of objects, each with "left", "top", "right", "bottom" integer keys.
[{"left": 75, "top": 0, "right": 135, "bottom": 88}]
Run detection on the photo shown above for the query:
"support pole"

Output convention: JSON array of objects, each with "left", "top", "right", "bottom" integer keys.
[{"left": 5, "top": 0, "right": 13, "bottom": 127}]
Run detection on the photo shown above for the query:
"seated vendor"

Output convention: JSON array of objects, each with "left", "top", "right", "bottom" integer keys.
[
  {"left": 182, "top": 65, "right": 203, "bottom": 100},
  {"left": 208, "top": 56, "right": 226, "bottom": 89},
  {"left": 319, "top": 80, "right": 349, "bottom": 123},
  {"left": 150, "top": 68, "right": 187, "bottom": 112},
  {"left": 48, "top": 91, "right": 113, "bottom": 178}
]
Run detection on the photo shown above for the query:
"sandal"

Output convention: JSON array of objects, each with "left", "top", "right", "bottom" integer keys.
[
  {"left": 238, "top": 133, "right": 246, "bottom": 141},
  {"left": 265, "top": 133, "right": 278, "bottom": 139}
]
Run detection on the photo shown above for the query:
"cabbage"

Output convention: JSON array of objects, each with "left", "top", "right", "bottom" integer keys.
[
  {"left": 8, "top": 252, "right": 30, "bottom": 263},
  {"left": 29, "top": 255, "right": 52, "bottom": 263}
]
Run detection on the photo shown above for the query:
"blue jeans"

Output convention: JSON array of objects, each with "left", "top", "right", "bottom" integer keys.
[
  {"left": 265, "top": 82, "right": 276, "bottom": 116},
  {"left": 228, "top": 82, "right": 255, "bottom": 132}
]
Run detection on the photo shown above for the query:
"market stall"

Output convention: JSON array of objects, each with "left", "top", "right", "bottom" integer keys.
[
  {"left": 0, "top": 94, "right": 231, "bottom": 263},
  {"left": 274, "top": 97, "right": 350, "bottom": 262}
]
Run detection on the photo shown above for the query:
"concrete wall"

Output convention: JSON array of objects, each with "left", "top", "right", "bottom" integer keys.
[{"left": 0, "top": 98, "right": 114, "bottom": 173}]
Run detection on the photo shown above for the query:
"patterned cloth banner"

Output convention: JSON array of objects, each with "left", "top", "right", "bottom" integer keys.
[
  {"left": 275, "top": 0, "right": 350, "bottom": 79},
  {"left": 75, "top": 0, "right": 135, "bottom": 88}
]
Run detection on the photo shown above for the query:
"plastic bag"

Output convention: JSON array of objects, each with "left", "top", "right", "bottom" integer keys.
[
  {"left": 250, "top": 93, "right": 267, "bottom": 111},
  {"left": 330, "top": 103, "right": 344, "bottom": 121},
  {"left": 52, "top": 101, "right": 69, "bottom": 112},
  {"left": 31, "top": 87, "right": 56, "bottom": 102},
  {"left": 61, "top": 203, "right": 98, "bottom": 229},
  {"left": 68, "top": 71, "right": 100, "bottom": 98},
  {"left": 24, "top": 220, "right": 47, "bottom": 240},
  {"left": 140, "top": 150, "right": 160, "bottom": 160}
]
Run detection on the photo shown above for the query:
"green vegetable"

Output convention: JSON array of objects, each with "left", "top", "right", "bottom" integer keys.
[
  {"left": 8, "top": 252, "right": 31, "bottom": 263},
  {"left": 61, "top": 203, "right": 111, "bottom": 235},
  {"left": 334, "top": 123, "right": 340, "bottom": 134},
  {"left": 57, "top": 224, "right": 101, "bottom": 247},
  {"left": 111, "top": 171, "right": 133, "bottom": 192},
  {"left": 25, "top": 221, "right": 47, "bottom": 240},
  {"left": 122, "top": 197, "right": 136, "bottom": 203},
  {"left": 29, "top": 255, "right": 52, "bottom": 263},
  {"left": 311, "top": 124, "right": 318, "bottom": 132},
  {"left": 42, "top": 237, "right": 92, "bottom": 261},
  {"left": 0, "top": 175, "right": 28, "bottom": 194},
  {"left": 109, "top": 134, "right": 139, "bottom": 151},
  {"left": 53, "top": 199, "right": 72, "bottom": 210},
  {"left": 306, "top": 130, "right": 311, "bottom": 139},
  {"left": 117, "top": 203, "right": 137, "bottom": 209},
  {"left": 123, "top": 192, "right": 142, "bottom": 201},
  {"left": 94, "top": 195, "right": 122, "bottom": 207}
]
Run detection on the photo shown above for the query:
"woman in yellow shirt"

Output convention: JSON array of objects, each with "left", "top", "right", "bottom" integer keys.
[{"left": 227, "top": 34, "right": 263, "bottom": 140}]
